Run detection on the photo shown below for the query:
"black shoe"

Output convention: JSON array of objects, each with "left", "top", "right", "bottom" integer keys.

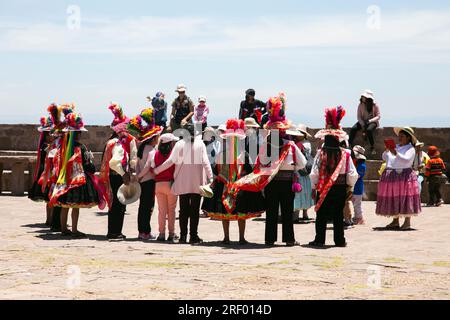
[
  {"left": 238, "top": 239, "right": 249, "bottom": 245},
  {"left": 308, "top": 241, "right": 324, "bottom": 248},
  {"left": 189, "top": 236, "right": 203, "bottom": 244},
  {"left": 50, "top": 226, "right": 61, "bottom": 232},
  {"left": 286, "top": 241, "right": 300, "bottom": 247},
  {"left": 221, "top": 239, "right": 231, "bottom": 245},
  {"left": 107, "top": 233, "right": 126, "bottom": 240},
  {"left": 265, "top": 241, "right": 275, "bottom": 246},
  {"left": 335, "top": 242, "right": 347, "bottom": 247},
  {"left": 178, "top": 236, "right": 187, "bottom": 244},
  {"left": 61, "top": 230, "right": 72, "bottom": 236},
  {"left": 72, "top": 231, "right": 87, "bottom": 239},
  {"left": 156, "top": 235, "right": 166, "bottom": 242}
]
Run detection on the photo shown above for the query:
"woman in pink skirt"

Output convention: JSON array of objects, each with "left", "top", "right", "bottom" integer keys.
[{"left": 376, "top": 127, "right": 421, "bottom": 230}]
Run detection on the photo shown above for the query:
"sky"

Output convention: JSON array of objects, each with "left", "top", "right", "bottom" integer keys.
[{"left": 1, "top": 0, "right": 450, "bottom": 128}]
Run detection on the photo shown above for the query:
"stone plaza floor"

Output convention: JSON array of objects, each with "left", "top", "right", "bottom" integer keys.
[{"left": 0, "top": 196, "right": 449, "bottom": 300}]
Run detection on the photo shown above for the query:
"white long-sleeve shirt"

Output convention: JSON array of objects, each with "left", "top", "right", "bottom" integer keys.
[
  {"left": 109, "top": 138, "right": 137, "bottom": 176},
  {"left": 382, "top": 144, "right": 415, "bottom": 169},
  {"left": 310, "top": 148, "right": 358, "bottom": 189},
  {"left": 258, "top": 141, "right": 307, "bottom": 171},
  {"left": 136, "top": 144, "right": 156, "bottom": 183},
  {"left": 153, "top": 136, "right": 213, "bottom": 195}
]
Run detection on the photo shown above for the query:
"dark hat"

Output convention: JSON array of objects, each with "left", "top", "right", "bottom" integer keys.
[
  {"left": 323, "top": 135, "right": 340, "bottom": 149},
  {"left": 245, "top": 89, "right": 256, "bottom": 96}
]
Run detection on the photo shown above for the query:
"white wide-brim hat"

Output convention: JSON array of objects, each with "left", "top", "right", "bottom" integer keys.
[
  {"left": 314, "top": 129, "right": 349, "bottom": 142},
  {"left": 117, "top": 182, "right": 142, "bottom": 205},
  {"left": 393, "top": 126, "right": 418, "bottom": 145},
  {"left": 285, "top": 128, "right": 305, "bottom": 137},
  {"left": 353, "top": 145, "right": 367, "bottom": 160},
  {"left": 220, "top": 129, "right": 247, "bottom": 140},
  {"left": 361, "top": 89, "right": 375, "bottom": 100},
  {"left": 244, "top": 117, "right": 260, "bottom": 128},
  {"left": 175, "top": 84, "right": 187, "bottom": 92},
  {"left": 297, "top": 123, "right": 312, "bottom": 138},
  {"left": 199, "top": 183, "right": 214, "bottom": 198},
  {"left": 160, "top": 133, "right": 179, "bottom": 144}
]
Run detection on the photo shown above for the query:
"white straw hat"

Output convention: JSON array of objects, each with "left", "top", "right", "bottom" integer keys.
[
  {"left": 117, "top": 182, "right": 141, "bottom": 205},
  {"left": 175, "top": 84, "right": 187, "bottom": 93}
]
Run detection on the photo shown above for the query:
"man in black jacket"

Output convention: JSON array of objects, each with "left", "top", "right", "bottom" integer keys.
[{"left": 239, "top": 89, "right": 266, "bottom": 125}]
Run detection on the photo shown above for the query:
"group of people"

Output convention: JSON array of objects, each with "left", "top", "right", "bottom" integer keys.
[{"left": 28, "top": 85, "right": 447, "bottom": 247}]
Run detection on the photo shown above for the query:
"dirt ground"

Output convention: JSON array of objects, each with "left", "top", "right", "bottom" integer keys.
[{"left": 0, "top": 197, "right": 449, "bottom": 300}]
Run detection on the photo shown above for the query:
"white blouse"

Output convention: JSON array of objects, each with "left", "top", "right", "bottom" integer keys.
[
  {"left": 109, "top": 138, "right": 138, "bottom": 176},
  {"left": 382, "top": 144, "right": 415, "bottom": 169},
  {"left": 310, "top": 148, "right": 358, "bottom": 189}
]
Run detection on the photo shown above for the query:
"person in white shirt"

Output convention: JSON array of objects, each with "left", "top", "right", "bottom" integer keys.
[
  {"left": 376, "top": 127, "right": 422, "bottom": 230},
  {"left": 135, "top": 134, "right": 160, "bottom": 241}
]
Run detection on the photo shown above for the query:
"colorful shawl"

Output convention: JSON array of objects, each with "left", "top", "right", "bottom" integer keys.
[
  {"left": 222, "top": 141, "right": 294, "bottom": 212},
  {"left": 216, "top": 136, "right": 244, "bottom": 213},
  {"left": 314, "top": 148, "right": 348, "bottom": 212},
  {"left": 99, "top": 139, "right": 118, "bottom": 210}
]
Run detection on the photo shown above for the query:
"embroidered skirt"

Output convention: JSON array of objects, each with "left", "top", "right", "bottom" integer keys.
[
  {"left": 56, "top": 174, "right": 100, "bottom": 209},
  {"left": 376, "top": 168, "right": 421, "bottom": 217},
  {"left": 202, "top": 180, "right": 265, "bottom": 220}
]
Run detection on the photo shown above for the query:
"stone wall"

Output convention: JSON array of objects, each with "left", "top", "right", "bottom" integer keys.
[{"left": 1, "top": 124, "right": 450, "bottom": 159}]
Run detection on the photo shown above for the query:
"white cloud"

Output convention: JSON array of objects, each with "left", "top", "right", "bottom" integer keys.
[{"left": 0, "top": 10, "right": 449, "bottom": 55}]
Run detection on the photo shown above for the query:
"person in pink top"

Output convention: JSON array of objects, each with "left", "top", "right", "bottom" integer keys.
[
  {"left": 153, "top": 124, "right": 213, "bottom": 244},
  {"left": 194, "top": 96, "right": 209, "bottom": 131},
  {"left": 349, "top": 89, "right": 381, "bottom": 156},
  {"left": 149, "top": 133, "right": 180, "bottom": 242}
]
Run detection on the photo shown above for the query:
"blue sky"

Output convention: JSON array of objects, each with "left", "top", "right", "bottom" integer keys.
[{"left": 1, "top": 0, "right": 450, "bottom": 127}]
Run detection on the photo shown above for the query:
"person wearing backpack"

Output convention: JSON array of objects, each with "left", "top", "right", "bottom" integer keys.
[{"left": 287, "top": 124, "right": 315, "bottom": 222}]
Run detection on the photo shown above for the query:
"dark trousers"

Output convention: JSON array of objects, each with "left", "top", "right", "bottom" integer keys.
[
  {"left": 428, "top": 176, "right": 442, "bottom": 204},
  {"left": 138, "top": 180, "right": 156, "bottom": 234},
  {"left": 264, "top": 180, "right": 295, "bottom": 243},
  {"left": 179, "top": 193, "right": 202, "bottom": 238},
  {"left": 314, "top": 184, "right": 346, "bottom": 245},
  {"left": 51, "top": 206, "right": 61, "bottom": 230},
  {"left": 349, "top": 122, "right": 377, "bottom": 148},
  {"left": 107, "top": 174, "right": 126, "bottom": 236}
]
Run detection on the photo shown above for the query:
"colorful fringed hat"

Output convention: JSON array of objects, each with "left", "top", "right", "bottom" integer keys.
[
  {"left": 127, "top": 108, "right": 163, "bottom": 142},
  {"left": 47, "top": 103, "right": 63, "bottom": 131},
  {"left": 314, "top": 106, "right": 349, "bottom": 141},
  {"left": 108, "top": 102, "right": 130, "bottom": 133},
  {"left": 264, "top": 93, "right": 291, "bottom": 130},
  {"left": 220, "top": 119, "right": 246, "bottom": 140},
  {"left": 37, "top": 116, "right": 53, "bottom": 132},
  {"left": 63, "top": 112, "right": 88, "bottom": 132}
]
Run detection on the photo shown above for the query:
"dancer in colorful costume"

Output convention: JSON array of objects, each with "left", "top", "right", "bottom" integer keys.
[
  {"left": 100, "top": 103, "right": 137, "bottom": 240},
  {"left": 202, "top": 119, "right": 265, "bottom": 245}
]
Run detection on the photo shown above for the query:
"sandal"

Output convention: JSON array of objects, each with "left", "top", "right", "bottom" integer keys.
[
  {"left": 61, "top": 230, "right": 72, "bottom": 236},
  {"left": 72, "top": 231, "right": 87, "bottom": 238},
  {"left": 400, "top": 224, "right": 411, "bottom": 230},
  {"left": 385, "top": 222, "right": 400, "bottom": 229}
]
